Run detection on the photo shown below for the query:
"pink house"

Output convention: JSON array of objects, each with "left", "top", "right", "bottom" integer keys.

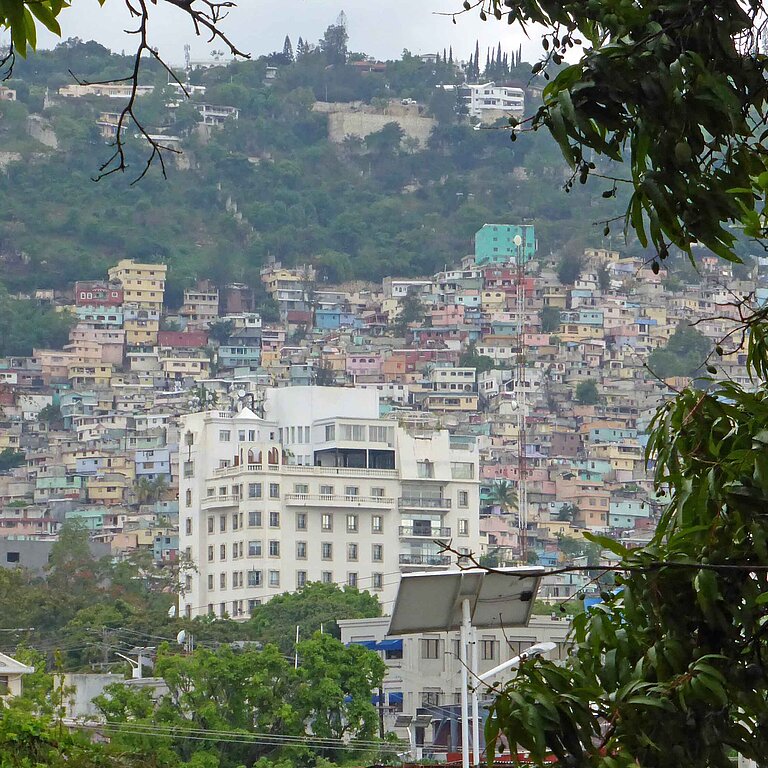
[
  {"left": 346, "top": 353, "right": 382, "bottom": 378},
  {"left": 430, "top": 305, "right": 465, "bottom": 327}
]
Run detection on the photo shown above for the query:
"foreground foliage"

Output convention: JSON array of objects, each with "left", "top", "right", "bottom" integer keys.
[
  {"left": 475, "top": 0, "right": 767, "bottom": 265},
  {"left": 485, "top": 327, "right": 768, "bottom": 766}
]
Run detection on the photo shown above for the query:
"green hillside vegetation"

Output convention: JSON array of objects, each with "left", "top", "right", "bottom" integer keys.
[{"left": 0, "top": 36, "right": 631, "bottom": 298}]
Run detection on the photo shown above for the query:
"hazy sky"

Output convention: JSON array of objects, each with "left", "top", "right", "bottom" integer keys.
[{"left": 32, "top": 0, "right": 545, "bottom": 70}]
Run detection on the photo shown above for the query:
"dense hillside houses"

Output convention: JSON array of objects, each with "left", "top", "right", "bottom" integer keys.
[{"left": 0, "top": 222, "right": 750, "bottom": 612}]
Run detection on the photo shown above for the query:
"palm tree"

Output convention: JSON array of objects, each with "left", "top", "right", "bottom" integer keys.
[{"left": 488, "top": 480, "right": 519, "bottom": 517}]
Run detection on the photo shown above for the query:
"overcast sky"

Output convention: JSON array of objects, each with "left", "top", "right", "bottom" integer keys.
[{"left": 30, "top": 0, "right": 545, "bottom": 70}]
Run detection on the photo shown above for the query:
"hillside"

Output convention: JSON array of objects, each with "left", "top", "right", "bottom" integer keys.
[{"left": 0, "top": 37, "right": 630, "bottom": 301}]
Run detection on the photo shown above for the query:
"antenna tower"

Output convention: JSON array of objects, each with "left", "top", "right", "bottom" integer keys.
[
  {"left": 336, "top": 10, "right": 348, "bottom": 29},
  {"left": 514, "top": 232, "right": 528, "bottom": 561}
]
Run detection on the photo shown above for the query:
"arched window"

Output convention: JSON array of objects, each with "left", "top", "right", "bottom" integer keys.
[
  {"left": 247, "top": 449, "right": 255, "bottom": 464},
  {"left": 268, "top": 447, "right": 279, "bottom": 465}
]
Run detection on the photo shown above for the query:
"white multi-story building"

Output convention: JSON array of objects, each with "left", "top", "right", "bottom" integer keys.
[
  {"left": 179, "top": 387, "right": 482, "bottom": 619},
  {"left": 459, "top": 82, "right": 525, "bottom": 121}
]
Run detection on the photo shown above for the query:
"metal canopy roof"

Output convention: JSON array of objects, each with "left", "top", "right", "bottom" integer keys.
[{"left": 387, "top": 567, "right": 544, "bottom": 635}]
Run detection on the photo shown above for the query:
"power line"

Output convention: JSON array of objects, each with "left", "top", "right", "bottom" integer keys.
[{"left": 79, "top": 720, "right": 408, "bottom": 752}]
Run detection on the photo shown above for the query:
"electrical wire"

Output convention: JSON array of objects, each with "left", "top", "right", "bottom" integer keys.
[{"left": 76, "top": 720, "right": 407, "bottom": 752}]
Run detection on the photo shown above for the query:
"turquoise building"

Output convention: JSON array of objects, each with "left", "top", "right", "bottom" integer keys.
[{"left": 474, "top": 223, "right": 536, "bottom": 265}]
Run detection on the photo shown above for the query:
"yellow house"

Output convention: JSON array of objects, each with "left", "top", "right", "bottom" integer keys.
[
  {"left": 423, "top": 394, "right": 479, "bottom": 412},
  {"left": 67, "top": 363, "right": 113, "bottom": 388},
  {"left": 259, "top": 349, "right": 281, "bottom": 368},
  {"left": 108, "top": 260, "right": 167, "bottom": 310},
  {"left": 481, "top": 290, "right": 506, "bottom": 309},
  {"left": 541, "top": 286, "right": 568, "bottom": 309},
  {"left": 86, "top": 473, "right": 131, "bottom": 506}
]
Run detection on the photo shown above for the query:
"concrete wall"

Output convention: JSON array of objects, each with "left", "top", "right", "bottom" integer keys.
[
  {"left": 0, "top": 538, "right": 111, "bottom": 575},
  {"left": 327, "top": 112, "right": 436, "bottom": 146}
]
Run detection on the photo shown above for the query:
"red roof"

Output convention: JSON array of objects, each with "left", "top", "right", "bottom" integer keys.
[{"left": 157, "top": 331, "right": 208, "bottom": 348}]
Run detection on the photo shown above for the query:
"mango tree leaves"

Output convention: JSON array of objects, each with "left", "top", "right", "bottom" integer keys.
[{"left": 474, "top": 0, "right": 768, "bottom": 264}]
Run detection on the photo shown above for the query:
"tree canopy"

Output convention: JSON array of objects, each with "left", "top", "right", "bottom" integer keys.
[
  {"left": 247, "top": 582, "right": 382, "bottom": 655},
  {"left": 647, "top": 322, "right": 711, "bottom": 380}
]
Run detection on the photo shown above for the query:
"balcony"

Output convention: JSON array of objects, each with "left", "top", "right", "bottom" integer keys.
[
  {"left": 285, "top": 493, "right": 394, "bottom": 508},
  {"left": 399, "top": 496, "right": 451, "bottom": 510},
  {"left": 200, "top": 494, "right": 239, "bottom": 510},
  {"left": 399, "top": 526, "right": 451, "bottom": 538},
  {"left": 399, "top": 553, "right": 452, "bottom": 567},
  {"left": 211, "top": 463, "right": 398, "bottom": 480}
]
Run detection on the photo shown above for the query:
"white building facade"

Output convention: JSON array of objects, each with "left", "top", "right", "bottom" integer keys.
[
  {"left": 178, "top": 387, "right": 482, "bottom": 618},
  {"left": 460, "top": 82, "right": 525, "bottom": 121}
]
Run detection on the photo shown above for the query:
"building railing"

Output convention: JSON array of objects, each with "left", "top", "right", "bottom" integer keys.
[
  {"left": 211, "top": 464, "right": 398, "bottom": 480},
  {"left": 399, "top": 553, "right": 452, "bottom": 566},
  {"left": 201, "top": 494, "right": 239, "bottom": 509},
  {"left": 286, "top": 493, "right": 395, "bottom": 507},
  {"left": 399, "top": 497, "right": 452, "bottom": 509},
  {"left": 398, "top": 526, "right": 451, "bottom": 538}
]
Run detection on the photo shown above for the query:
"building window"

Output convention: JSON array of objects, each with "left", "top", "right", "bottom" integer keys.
[
  {"left": 481, "top": 640, "right": 497, "bottom": 661},
  {"left": 320, "top": 484, "right": 334, "bottom": 497},
  {"left": 421, "top": 691, "right": 441, "bottom": 706},
  {"left": 185, "top": 518, "right": 192, "bottom": 535},
  {"left": 296, "top": 512, "right": 307, "bottom": 530},
  {"left": 207, "top": 574, "right": 214, "bottom": 590},
  {"left": 249, "top": 510, "right": 262, "bottom": 527},
  {"left": 346, "top": 514, "right": 358, "bottom": 533},
  {"left": 372, "top": 515, "right": 383, "bottom": 533},
  {"left": 296, "top": 541, "right": 307, "bottom": 559},
  {"left": 219, "top": 515, "right": 227, "bottom": 533},
  {"left": 207, "top": 545, "right": 214, "bottom": 562},
  {"left": 321, "top": 571, "right": 333, "bottom": 584},
  {"left": 347, "top": 543, "right": 358, "bottom": 561},
  {"left": 324, "top": 424, "right": 335, "bottom": 441},
  {"left": 207, "top": 516, "right": 214, "bottom": 534},
  {"left": 248, "top": 483, "right": 262, "bottom": 499},
  {"left": 219, "top": 430, "right": 231, "bottom": 442},
  {"left": 458, "top": 490, "right": 469, "bottom": 508},
  {"left": 183, "top": 461, "right": 194, "bottom": 478},
  {"left": 372, "top": 544, "right": 383, "bottom": 562},
  {"left": 372, "top": 572, "right": 383, "bottom": 590},
  {"left": 269, "top": 540, "right": 280, "bottom": 557},
  {"left": 219, "top": 544, "right": 226, "bottom": 560},
  {"left": 269, "top": 511, "right": 280, "bottom": 528},
  {"left": 268, "top": 570, "right": 280, "bottom": 587},
  {"left": 248, "top": 540, "right": 262, "bottom": 557},
  {"left": 232, "top": 513, "right": 239, "bottom": 531},
  {"left": 322, "top": 542, "right": 333, "bottom": 560},
  {"left": 371, "top": 487, "right": 385, "bottom": 498},
  {"left": 421, "top": 639, "right": 440, "bottom": 659},
  {"left": 219, "top": 572, "right": 226, "bottom": 589},
  {"left": 247, "top": 570, "right": 262, "bottom": 587},
  {"left": 269, "top": 483, "right": 280, "bottom": 499},
  {"left": 458, "top": 519, "right": 469, "bottom": 536},
  {"left": 297, "top": 571, "right": 307, "bottom": 588},
  {"left": 185, "top": 489, "right": 192, "bottom": 507},
  {"left": 294, "top": 483, "right": 309, "bottom": 495},
  {"left": 345, "top": 486, "right": 359, "bottom": 498},
  {"left": 417, "top": 460, "right": 434, "bottom": 479},
  {"left": 321, "top": 513, "right": 332, "bottom": 531},
  {"left": 348, "top": 572, "right": 358, "bottom": 588},
  {"left": 247, "top": 599, "right": 261, "bottom": 614},
  {"left": 207, "top": 487, "right": 215, "bottom": 497}
]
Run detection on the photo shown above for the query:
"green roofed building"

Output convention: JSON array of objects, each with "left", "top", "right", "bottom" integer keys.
[{"left": 474, "top": 223, "right": 536, "bottom": 265}]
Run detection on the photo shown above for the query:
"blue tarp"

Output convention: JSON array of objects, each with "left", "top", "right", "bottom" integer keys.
[{"left": 376, "top": 639, "right": 403, "bottom": 651}]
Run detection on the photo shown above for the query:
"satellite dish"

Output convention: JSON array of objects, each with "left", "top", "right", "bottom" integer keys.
[
  {"left": 176, "top": 630, "right": 187, "bottom": 645},
  {"left": 168, "top": 604, "right": 177, "bottom": 618}
]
